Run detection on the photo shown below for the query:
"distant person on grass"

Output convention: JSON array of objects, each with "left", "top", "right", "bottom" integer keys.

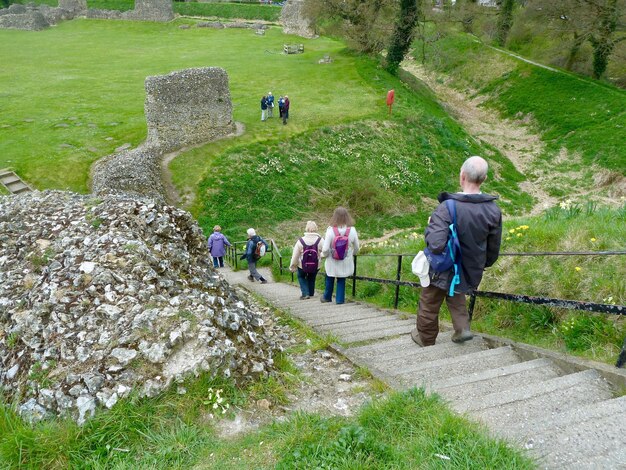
[
  {"left": 320, "top": 207, "right": 359, "bottom": 304},
  {"left": 208, "top": 225, "right": 231, "bottom": 268},
  {"left": 278, "top": 96, "right": 285, "bottom": 119},
  {"left": 411, "top": 156, "right": 502, "bottom": 347},
  {"left": 261, "top": 95, "right": 268, "bottom": 121},
  {"left": 282, "top": 95, "right": 290, "bottom": 125},
  {"left": 267, "top": 92, "right": 275, "bottom": 118},
  {"left": 242, "top": 228, "right": 269, "bottom": 284},
  {"left": 289, "top": 221, "right": 324, "bottom": 300}
]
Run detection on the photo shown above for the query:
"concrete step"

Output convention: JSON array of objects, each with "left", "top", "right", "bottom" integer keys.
[
  {"left": 373, "top": 336, "right": 487, "bottom": 366},
  {"left": 431, "top": 358, "right": 562, "bottom": 403},
  {"left": 339, "top": 323, "right": 416, "bottom": 344},
  {"left": 0, "top": 175, "right": 19, "bottom": 185},
  {"left": 13, "top": 186, "right": 31, "bottom": 194},
  {"left": 525, "top": 394, "right": 626, "bottom": 439},
  {"left": 531, "top": 411, "right": 626, "bottom": 469},
  {"left": 463, "top": 370, "right": 613, "bottom": 439},
  {"left": 565, "top": 447, "right": 626, "bottom": 470},
  {"left": 318, "top": 316, "right": 414, "bottom": 335},
  {"left": 345, "top": 331, "right": 453, "bottom": 360},
  {"left": 307, "top": 310, "right": 390, "bottom": 327},
  {"left": 393, "top": 346, "right": 521, "bottom": 387}
]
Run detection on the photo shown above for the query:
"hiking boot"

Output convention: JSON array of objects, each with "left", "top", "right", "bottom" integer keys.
[
  {"left": 299, "top": 295, "right": 309, "bottom": 300},
  {"left": 320, "top": 297, "right": 330, "bottom": 303},
  {"left": 260, "top": 279, "right": 268, "bottom": 284},
  {"left": 247, "top": 275, "right": 254, "bottom": 281},
  {"left": 451, "top": 329, "right": 474, "bottom": 344},
  {"left": 410, "top": 328, "right": 425, "bottom": 347}
]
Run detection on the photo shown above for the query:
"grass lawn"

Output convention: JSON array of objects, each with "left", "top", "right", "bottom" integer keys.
[{"left": 0, "top": 19, "right": 377, "bottom": 192}]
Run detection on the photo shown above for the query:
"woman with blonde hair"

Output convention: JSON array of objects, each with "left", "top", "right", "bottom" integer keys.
[
  {"left": 208, "top": 225, "right": 231, "bottom": 268},
  {"left": 289, "top": 221, "right": 324, "bottom": 300},
  {"left": 320, "top": 207, "right": 359, "bottom": 304}
]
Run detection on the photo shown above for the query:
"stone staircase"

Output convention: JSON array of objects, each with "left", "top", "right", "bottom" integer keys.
[
  {"left": 220, "top": 267, "right": 626, "bottom": 469},
  {"left": 0, "top": 168, "right": 32, "bottom": 195}
]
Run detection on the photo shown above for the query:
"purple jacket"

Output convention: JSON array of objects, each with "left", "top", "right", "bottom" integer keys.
[{"left": 208, "top": 232, "right": 231, "bottom": 257}]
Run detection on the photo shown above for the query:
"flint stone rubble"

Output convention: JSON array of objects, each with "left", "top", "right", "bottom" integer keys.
[
  {"left": 281, "top": 0, "right": 316, "bottom": 39},
  {"left": 0, "top": 191, "right": 278, "bottom": 424},
  {"left": 91, "top": 145, "right": 166, "bottom": 201}
]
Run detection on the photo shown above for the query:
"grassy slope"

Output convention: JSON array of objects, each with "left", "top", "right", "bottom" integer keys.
[
  {"left": 192, "top": 56, "right": 531, "bottom": 243},
  {"left": 0, "top": 20, "right": 373, "bottom": 192},
  {"left": 414, "top": 32, "right": 626, "bottom": 174}
]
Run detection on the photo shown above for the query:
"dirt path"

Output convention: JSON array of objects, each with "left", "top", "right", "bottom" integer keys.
[
  {"left": 161, "top": 121, "right": 246, "bottom": 206},
  {"left": 401, "top": 61, "right": 557, "bottom": 215}
]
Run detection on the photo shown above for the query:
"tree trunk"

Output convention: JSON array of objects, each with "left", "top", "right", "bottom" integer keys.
[
  {"left": 495, "top": 0, "right": 515, "bottom": 47},
  {"left": 386, "top": 0, "right": 421, "bottom": 74},
  {"left": 589, "top": 0, "right": 618, "bottom": 79},
  {"left": 565, "top": 32, "right": 585, "bottom": 71}
]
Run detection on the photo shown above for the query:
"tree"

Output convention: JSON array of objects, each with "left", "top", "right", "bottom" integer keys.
[
  {"left": 496, "top": 0, "right": 516, "bottom": 45},
  {"left": 304, "top": 0, "right": 397, "bottom": 54},
  {"left": 528, "top": 0, "right": 626, "bottom": 78},
  {"left": 386, "top": 0, "right": 422, "bottom": 74}
]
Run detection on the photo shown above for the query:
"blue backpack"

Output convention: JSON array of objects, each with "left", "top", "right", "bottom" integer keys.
[{"left": 423, "top": 199, "right": 462, "bottom": 296}]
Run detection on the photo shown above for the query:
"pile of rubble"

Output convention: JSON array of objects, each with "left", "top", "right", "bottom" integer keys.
[{"left": 0, "top": 191, "right": 278, "bottom": 424}]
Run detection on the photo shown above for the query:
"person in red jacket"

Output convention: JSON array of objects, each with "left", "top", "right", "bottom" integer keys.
[{"left": 411, "top": 156, "right": 502, "bottom": 347}]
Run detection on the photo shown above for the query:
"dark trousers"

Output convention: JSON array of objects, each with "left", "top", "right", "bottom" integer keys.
[
  {"left": 323, "top": 275, "right": 346, "bottom": 304},
  {"left": 416, "top": 285, "right": 470, "bottom": 346},
  {"left": 212, "top": 256, "right": 224, "bottom": 268},
  {"left": 297, "top": 268, "right": 317, "bottom": 297}
]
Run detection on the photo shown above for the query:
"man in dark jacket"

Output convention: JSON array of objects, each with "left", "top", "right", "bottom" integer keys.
[{"left": 412, "top": 156, "right": 502, "bottom": 347}]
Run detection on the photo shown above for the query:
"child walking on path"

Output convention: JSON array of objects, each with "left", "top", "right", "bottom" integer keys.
[{"left": 208, "top": 225, "right": 231, "bottom": 268}]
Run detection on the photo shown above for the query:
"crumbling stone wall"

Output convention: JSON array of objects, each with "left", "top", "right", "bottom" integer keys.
[
  {"left": 58, "top": 0, "right": 87, "bottom": 15},
  {"left": 0, "top": 1, "right": 83, "bottom": 31},
  {"left": 126, "top": 0, "right": 174, "bottom": 22},
  {"left": 145, "top": 67, "right": 235, "bottom": 153},
  {"left": 0, "top": 10, "right": 49, "bottom": 31},
  {"left": 91, "top": 145, "right": 166, "bottom": 201},
  {"left": 281, "top": 0, "right": 315, "bottom": 39}
]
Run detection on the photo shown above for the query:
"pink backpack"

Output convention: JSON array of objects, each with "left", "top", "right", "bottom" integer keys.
[{"left": 331, "top": 227, "right": 351, "bottom": 260}]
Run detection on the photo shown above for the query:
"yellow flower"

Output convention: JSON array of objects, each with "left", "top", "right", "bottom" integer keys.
[
  {"left": 575, "top": 266, "right": 582, "bottom": 272},
  {"left": 521, "top": 225, "right": 529, "bottom": 230},
  {"left": 590, "top": 237, "right": 597, "bottom": 242},
  {"left": 517, "top": 233, "right": 523, "bottom": 237},
  {"left": 505, "top": 237, "right": 511, "bottom": 241},
  {"left": 509, "top": 229, "right": 515, "bottom": 234}
]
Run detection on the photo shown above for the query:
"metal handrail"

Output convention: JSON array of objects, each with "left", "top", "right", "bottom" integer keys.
[{"left": 267, "top": 240, "right": 626, "bottom": 367}]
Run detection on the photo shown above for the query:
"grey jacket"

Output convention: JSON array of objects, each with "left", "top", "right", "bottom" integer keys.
[{"left": 425, "top": 192, "right": 502, "bottom": 294}]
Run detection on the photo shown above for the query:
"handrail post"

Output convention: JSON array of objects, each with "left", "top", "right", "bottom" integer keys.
[
  {"left": 352, "top": 255, "right": 357, "bottom": 298},
  {"left": 468, "top": 292, "right": 477, "bottom": 322},
  {"left": 616, "top": 335, "right": 626, "bottom": 368},
  {"left": 235, "top": 244, "right": 238, "bottom": 270},
  {"left": 394, "top": 255, "right": 402, "bottom": 309}
]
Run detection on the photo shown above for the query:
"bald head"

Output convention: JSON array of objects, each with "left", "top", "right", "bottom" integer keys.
[{"left": 461, "top": 156, "right": 488, "bottom": 185}]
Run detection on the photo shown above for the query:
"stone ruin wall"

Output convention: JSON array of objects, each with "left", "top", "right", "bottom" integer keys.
[
  {"left": 86, "top": 0, "right": 173, "bottom": 22},
  {"left": 0, "top": 0, "right": 172, "bottom": 30},
  {"left": 0, "top": 1, "right": 84, "bottom": 31},
  {"left": 281, "top": 0, "right": 316, "bottom": 39},
  {"left": 92, "top": 67, "right": 235, "bottom": 200},
  {"left": 145, "top": 67, "right": 235, "bottom": 153}
]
